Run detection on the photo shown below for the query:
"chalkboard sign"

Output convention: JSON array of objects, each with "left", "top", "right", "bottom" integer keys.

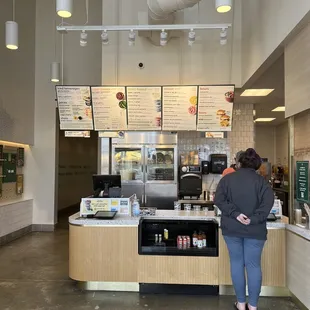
[{"left": 296, "top": 161, "right": 309, "bottom": 203}]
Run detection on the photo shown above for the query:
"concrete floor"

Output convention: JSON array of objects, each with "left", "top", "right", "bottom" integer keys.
[{"left": 0, "top": 213, "right": 301, "bottom": 310}]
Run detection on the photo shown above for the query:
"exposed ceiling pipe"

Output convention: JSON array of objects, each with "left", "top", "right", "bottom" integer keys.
[{"left": 148, "top": 0, "right": 202, "bottom": 24}]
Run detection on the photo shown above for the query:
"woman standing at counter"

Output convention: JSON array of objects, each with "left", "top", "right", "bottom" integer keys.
[{"left": 215, "top": 149, "right": 274, "bottom": 310}]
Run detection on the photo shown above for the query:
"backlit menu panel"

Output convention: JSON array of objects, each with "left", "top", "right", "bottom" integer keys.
[
  {"left": 197, "top": 85, "right": 234, "bottom": 131},
  {"left": 56, "top": 86, "right": 93, "bottom": 130},
  {"left": 127, "top": 87, "right": 162, "bottom": 130},
  {"left": 91, "top": 87, "right": 127, "bottom": 131},
  {"left": 162, "top": 86, "right": 198, "bottom": 131}
]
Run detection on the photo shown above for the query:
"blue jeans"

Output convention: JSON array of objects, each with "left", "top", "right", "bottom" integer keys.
[{"left": 224, "top": 236, "right": 265, "bottom": 307}]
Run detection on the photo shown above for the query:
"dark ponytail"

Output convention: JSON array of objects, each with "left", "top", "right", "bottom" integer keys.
[{"left": 238, "top": 148, "right": 262, "bottom": 170}]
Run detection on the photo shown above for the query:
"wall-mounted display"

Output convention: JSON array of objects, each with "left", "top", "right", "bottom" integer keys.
[
  {"left": 197, "top": 85, "right": 234, "bottom": 131},
  {"left": 91, "top": 86, "right": 127, "bottom": 131},
  {"left": 162, "top": 86, "right": 198, "bottom": 131},
  {"left": 56, "top": 86, "right": 94, "bottom": 130},
  {"left": 296, "top": 161, "right": 309, "bottom": 203},
  {"left": 99, "top": 131, "right": 125, "bottom": 138},
  {"left": 0, "top": 145, "right": 3, "bottom": 166},
  {"left": 127, "top": 87, "right": 162, "bottom": 130},
  {"left": 205, "top": 132, "right": 225, "bottom": 138},
  {"left": 16, "top": 147, "right": 25, "bottom": 167},
  {"left": 2, "top": 153, "right": 17, "bottom": 183},
  {"left": 16, "top": 174, "right": 24, "bottom": 195}
]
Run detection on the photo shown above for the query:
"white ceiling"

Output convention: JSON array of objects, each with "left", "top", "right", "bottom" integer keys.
[{"left": 235, "top": 54, "right": 286, "bottom": 126}]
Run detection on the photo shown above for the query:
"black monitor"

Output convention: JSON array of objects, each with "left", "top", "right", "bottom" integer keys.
[{"left": 92, "top": 175, "right": 121, "bottom": 198}]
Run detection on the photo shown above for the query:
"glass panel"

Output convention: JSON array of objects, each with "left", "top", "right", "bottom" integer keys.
[
  {"left": 113, "top": 147, "right": 143, "bottom": 182},
  {"left": 146, "top": 147, "right": 175, "bottom": 181}
]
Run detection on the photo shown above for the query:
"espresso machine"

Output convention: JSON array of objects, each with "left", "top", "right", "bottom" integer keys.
[{"left": 178, "top": 165, "right": 202, "bottom": 199}]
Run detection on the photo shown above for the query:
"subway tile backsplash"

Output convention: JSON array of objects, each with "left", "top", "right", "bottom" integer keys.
[{"left": 178, "top": 103, "right": 255, "bottom": 192}]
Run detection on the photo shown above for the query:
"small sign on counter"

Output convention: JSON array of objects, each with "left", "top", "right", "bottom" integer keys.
[{"left": 296, "top": 161, "right": 309, "bottom": 203}]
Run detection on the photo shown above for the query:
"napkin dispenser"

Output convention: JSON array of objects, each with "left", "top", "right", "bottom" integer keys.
[{"left": 210, "top": 154, "right": 227, "bottom": 174}]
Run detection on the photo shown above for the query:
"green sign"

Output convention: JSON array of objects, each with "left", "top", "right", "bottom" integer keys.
[
  {"left": 296, "top": 161, "right": 309, "bottom": 203},
  {"left": 3, "top": 153, "right": 17, "bottom": 183}
]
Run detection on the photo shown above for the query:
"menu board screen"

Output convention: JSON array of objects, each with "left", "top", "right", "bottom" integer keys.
[
  {"left": 91, "top": 87, "right": 127, "bottom": 131},
  {"left": 197, "top": 85, "right": 234, "bottom": 131},
  {"left": 127, "top": 87, "right": 162, "bottom": 130},
  {"left": 162, "top": 86, "right": 198, "bottom": 131},
  {"left": 56, "top": 86, "right": 94, "bottom": 130}
]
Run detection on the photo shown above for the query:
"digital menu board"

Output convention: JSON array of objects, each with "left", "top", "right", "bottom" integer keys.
[
  {"left": 91, "top": 87, "right": 127, "bottom": 131},
  {"left": 162, "top": 86, "right": 198, "bottom": 131},
  {"left": 56, "top": 86, "right": 94, "bottom": 130},
  {"left": 197, "top": 85, "right": 234, "bottom": 131},
  {"left": 127, "top": 87, "right": 162, "bottom": 130}
]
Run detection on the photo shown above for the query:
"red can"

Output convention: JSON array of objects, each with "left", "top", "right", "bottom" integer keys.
[
  {"left": 182, "top": 236, "right": 187, "bottom": 249},
  {"left": 177, "top": 236, "right": 183, "bottom": 249}
]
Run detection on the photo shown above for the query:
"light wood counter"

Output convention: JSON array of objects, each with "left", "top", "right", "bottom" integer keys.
[{"left": 69, "top": 212, "right": 288, "bottom": 288}]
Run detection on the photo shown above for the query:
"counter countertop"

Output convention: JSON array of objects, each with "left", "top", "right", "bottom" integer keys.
[
  {"left": 69, "top": 210, "right": 310, "bottom": 241},
  {"left": 69, "top": 210, "right": 287, "bottom": 229}
]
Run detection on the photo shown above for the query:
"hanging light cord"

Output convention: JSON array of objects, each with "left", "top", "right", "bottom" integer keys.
[
  {"left": 84, "top": 0, "right": 89, "bottom": 25},
  {"left": 12, "top": 0, "right": 15, "bottom": 21}
]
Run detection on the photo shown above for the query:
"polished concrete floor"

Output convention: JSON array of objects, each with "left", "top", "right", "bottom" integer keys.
[{"left": 0, "top": 212, "right": 301, "bottom": 310}]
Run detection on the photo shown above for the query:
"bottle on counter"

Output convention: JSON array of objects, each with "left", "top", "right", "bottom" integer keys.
[
  {"left": 132, "top": 195, "right": 140, "bottom": 217},
  {"left": 202, "top": 232, "right": 207, "bottom": 248},
  {"left": 197, "top": 232, "right": 203, "bottom": 249},
  {"left": 192, "top": 231, "right": 198, "bottom": 247},
  {"left": 164, "top": 229, "right": 169, "bottom": 240}
]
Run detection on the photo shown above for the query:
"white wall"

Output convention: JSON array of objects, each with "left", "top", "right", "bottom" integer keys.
[
  {"left": 285, "top": 24, "right": 310, "bottom": 118},
  {"left": 30, "top": 0, "right": 102, "bottom": 225},
  {"left": 102, "top": 0, "right": 242, "bottom": 87},
  {"left": 255, "top": 125, "right": 275, "bottom": 164},
  {"left": 0, "top": 0, "right": 36, "bottom": 145},
  {"left": 275, "top": 122, "right": 289, "bottom": 166},
  {"left": 242, "top": 0, "right": 310, "bottom": 85}
]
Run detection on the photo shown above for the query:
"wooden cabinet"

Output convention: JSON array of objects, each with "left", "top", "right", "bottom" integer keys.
[
  {"left": 219, "top": 229, "right": 286, "bottom": 287},
  {"left": 138, "top": 256, "right": 219, "bottom": 285},
  {"left": 69, "top": 225, "right": 139, "bottom": 282}
]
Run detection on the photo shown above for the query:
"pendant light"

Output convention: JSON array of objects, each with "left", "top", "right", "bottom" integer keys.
[
  {"left": 56, "top": 0, "right": 73, "bottom": 18},
  {"left": 51, "top": 18, "right": 60, "bottom": 83},
  {"left": 5, "top": 0, "right": 18, "bottom": 50},
  {"left": 51, "top": 62, "right": 60, "bottom": 83},
  {"left": 215, "top": 0, "right": 232, "bottom": 13}
]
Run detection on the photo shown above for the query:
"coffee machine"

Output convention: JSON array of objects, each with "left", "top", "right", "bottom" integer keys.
[{"left": 178, "top": 165, "right": 202, "bottom": 199}]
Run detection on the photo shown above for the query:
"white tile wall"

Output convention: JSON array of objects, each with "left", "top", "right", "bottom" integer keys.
[
  {"left": 178, "top": 103, "right": 255, "bottom": 192},
  {"left": 0, "top": 200, "right": 33, "bottom": 238}
]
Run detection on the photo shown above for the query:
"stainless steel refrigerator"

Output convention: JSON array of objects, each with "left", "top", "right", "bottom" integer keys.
[{"left": 111, "top": 132, "right": 178, "bottom": 209}]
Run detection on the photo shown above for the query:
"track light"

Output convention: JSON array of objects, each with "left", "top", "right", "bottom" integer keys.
[
  {"left": 51, "top": 62, "right": 60, "bottom": 83},
  {"left": 80, "top": 30, "right": 87, "bottom": 47},
  {"left": 160, "top": 30, "right": 168, "bottom": 46},
  {"left": 101, "top": 30, "right": 109, "bottom": 45},
  {"left": 128, "top": 30, "right": 136, "bottom": 46},
  {"left": 56, "top": 0, "right": 73, "bottom": 18},
  {"left": 5, "top": 21, "right": 18, "bottom": 50},
  {"left": 188, "top": 29, "right": 196, "bottom": 46},
  {"left": 220, "top": 28, "right": 227, "bottom": 45},
  {"left": 215, "top": 0, "right": 232, "bottom": 13}
]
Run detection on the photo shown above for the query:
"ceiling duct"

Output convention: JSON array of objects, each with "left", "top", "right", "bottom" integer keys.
[
  {"left": 148, "top": 0, "right": 201, "bottom": 23},
  {"left": 141, "top": 0, "right": 202, "bottom": 45}
]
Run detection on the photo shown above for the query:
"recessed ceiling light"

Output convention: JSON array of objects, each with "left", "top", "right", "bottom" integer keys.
[
  {"left": 241, "top": 89, "right": 275, "bottom": 96},
  {"left": 254, "top": 118, "right": 276, "bottom": 122},
  {"left": 272, "top": 106, "right": 285, "bottom": 112}
]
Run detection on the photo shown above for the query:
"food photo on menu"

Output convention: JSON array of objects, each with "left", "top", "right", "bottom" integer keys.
[{"left": 188, "top": 95, "right": 197, "bottom": 115}]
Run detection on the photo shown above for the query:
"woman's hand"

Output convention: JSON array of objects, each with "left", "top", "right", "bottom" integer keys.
[{"left": 237, "top": 213, "right": 251, "bottom": 225}]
